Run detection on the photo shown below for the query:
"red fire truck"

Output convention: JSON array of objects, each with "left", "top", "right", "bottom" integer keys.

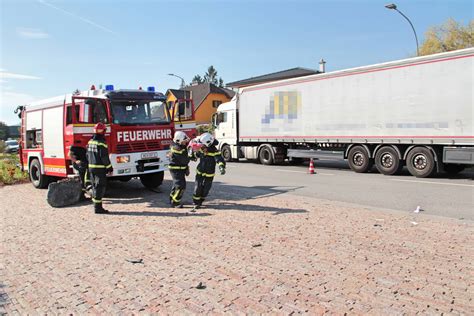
[{"left": 18, "top": 85, "right": 175, "bottom": 189}]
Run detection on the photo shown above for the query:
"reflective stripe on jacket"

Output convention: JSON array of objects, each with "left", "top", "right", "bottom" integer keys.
[
  {"left": 86, "top": 135, "right": 112, "bottom": 174},
  {"left": 169, "top": 142, "right": 190, "bottom": 171}
]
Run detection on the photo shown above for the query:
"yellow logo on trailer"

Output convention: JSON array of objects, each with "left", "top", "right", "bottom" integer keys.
[{"left": 261, "top": 91, "right": 301, "bottom": 124}]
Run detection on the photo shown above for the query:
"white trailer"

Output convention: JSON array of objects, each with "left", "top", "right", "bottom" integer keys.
[{"left": 213, "top": 48, "right": 474, "bottom": 177}]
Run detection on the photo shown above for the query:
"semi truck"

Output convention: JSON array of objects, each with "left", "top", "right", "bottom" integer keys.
[
  {"left": 213, "top": 48, "right": 474, "bottom": 178},
  {"left": 17, "top": 85, "right": 175, "bottom": 188}
]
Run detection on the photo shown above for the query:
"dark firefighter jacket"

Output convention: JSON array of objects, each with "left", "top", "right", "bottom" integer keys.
[
  {"left": 169, "top": 142, "right": 190, "bottom": 171},
  {"left": 192, "top": 139, "right": 225, "bottom": 177},
  {"left": 86, "top": 135, "right": 112, "bottom": 175}
]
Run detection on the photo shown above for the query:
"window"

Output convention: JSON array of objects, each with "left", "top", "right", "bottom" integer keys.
[
  {"left": 175, "top": 100, "right": 193, "bottom": 121},
  {"left": 111, "top": 100, "right": 171, "bottom": 125},
  {"left": 66, "top": 105, "right": 80, "bottom": 125},
  {"left": 76, "top": 99, "right": 109, "bottom": 124},
  {"left": 216, "top": 112, "right": 227, "bottom": 124},
  {"left": 26, "top": 130, "right": 42, "bottom": 148},
  {"left": 213, "top": 100, "right": 222, "bottom": 108}
]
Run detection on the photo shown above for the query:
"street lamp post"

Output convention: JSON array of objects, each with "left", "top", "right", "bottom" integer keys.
[
  {"left": 385, "top": 3, "right": 420, "bottom": 56},
  {"left": 168, "top": 73, "right": 186, "bottom": 89}
]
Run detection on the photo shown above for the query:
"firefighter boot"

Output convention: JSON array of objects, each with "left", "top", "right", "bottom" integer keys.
[{"left": 94, "top": 203, "right": 109, "bottom": 214}]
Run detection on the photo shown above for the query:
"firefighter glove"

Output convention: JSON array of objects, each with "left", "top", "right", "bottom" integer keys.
[{"left": 219, "top": 165, "right": 226, "bottom": 175}]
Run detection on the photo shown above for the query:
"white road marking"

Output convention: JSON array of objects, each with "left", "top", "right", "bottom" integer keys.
[
  {"left": 390, "top": 178, "right": 474, "bottom": 188},
  {"left": 276, "top": 169, "right": 335, "bottom": 176}
]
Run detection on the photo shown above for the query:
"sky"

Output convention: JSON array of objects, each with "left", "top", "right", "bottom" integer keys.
[{"left": 0, "top": 0, "right": 472, "bottom": 125}]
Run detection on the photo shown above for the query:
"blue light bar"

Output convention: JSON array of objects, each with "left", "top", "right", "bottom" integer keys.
[
  {"left": 105, "top": 85, "right": 114, "bottom": 91},
  {"left": 147, "top": 86, "right": 155, "bottom": 92}
]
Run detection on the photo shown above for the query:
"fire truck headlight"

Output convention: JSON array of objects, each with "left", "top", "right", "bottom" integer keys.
[{"left": 116, "top": 155, "right": 130, "bottom": 163}]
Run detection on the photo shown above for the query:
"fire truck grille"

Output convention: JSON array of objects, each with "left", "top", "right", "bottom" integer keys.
[{"left": 116, "top": 141, "right": 162, "bottom": 154}]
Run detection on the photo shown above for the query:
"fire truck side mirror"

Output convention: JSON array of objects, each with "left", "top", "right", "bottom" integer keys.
[{"left": 178, "top": 102, "right": 186, "bottom": 116}]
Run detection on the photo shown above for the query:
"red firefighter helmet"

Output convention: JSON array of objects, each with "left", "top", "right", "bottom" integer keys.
[{"left": 93, "top": 122, "right": 106, "bottom": 134}]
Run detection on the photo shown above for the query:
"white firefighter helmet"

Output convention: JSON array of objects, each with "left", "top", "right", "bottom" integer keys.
[
  {"left": 199, "top": 132, "right": 215, "bottom": 147},
  {"left": 173, "top": 131, "right": 190, "bottom": 145}
]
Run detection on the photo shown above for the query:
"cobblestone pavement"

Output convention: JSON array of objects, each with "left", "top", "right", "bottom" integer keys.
[{"left": 1, "top": 179, "right": 473, "bottom": 314}]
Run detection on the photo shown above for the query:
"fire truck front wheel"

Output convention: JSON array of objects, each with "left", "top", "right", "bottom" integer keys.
[
  {"left": 140, "top": 171, "right": 164, "bottom": 189},
  {"left": 29, "top": 159, "right": 50, "bottom": 189}
]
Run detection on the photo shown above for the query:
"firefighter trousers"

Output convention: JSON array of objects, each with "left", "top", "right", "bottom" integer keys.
[
  {"left": 193, "top": 174, "right": 214, "bottom": 205},
  {"left": 90, "top": 172, "right": 107, "bottom": 205},
  {"left": 169, "top": 170, "right": 186, "bottom": 204}
]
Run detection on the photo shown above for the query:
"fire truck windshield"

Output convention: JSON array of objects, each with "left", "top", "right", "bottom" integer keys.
[{"left": 111, "top": 100, "right": 170, "bottom": 125}]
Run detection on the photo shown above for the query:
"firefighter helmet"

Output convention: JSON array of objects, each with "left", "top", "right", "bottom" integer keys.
[
  {"left": 173, "top": 131, "right": 190, "bottom": 145},
  {"left": 93, "top": 122, "right": 106, "bottom": 134},
  {"left": 199, "top": 132, "right": 215, "bottom": 147}
]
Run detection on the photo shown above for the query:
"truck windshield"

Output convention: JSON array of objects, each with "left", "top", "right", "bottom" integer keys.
[{"left": 111, "top": 100, "right": 170, "bottom": 125}]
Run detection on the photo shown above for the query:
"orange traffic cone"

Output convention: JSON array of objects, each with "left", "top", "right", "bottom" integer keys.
[{"left": 308, "top": 158, "right": 315, "bottom": 174}]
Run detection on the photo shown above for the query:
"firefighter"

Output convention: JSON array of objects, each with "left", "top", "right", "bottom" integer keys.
[
  {"left": 168, "top": 131, "right": 191, "bottom": 208},
  {"left": 68, "top": 146, "right": 91, "bottom": 198},
  {"left": 191, "top": 132, "right": 226, "bottom": 210},
  {"left": 86, "top": 122, "right": 113, "bottom": 214}
]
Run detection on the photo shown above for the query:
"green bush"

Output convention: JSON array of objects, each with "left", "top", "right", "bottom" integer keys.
[
  {"left": 196, "top": 124, "right": 215, "bottom": 135},
  {"left": 0, "top": 153, "right": 28, "bottom": 185}
]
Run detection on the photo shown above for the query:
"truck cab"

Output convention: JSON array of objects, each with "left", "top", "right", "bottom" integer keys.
[{"left": 213, "top": 98, "right": 238, "bottom": 161}]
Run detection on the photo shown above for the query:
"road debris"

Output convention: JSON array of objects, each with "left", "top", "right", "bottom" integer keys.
[
  {"left": 252, "top": 243, "right": 262, "bottom": 248},
  {"left": 411, "top": 221, "right": 419, "bottom": 226},
  {"left": 414, "top": 206, "right": 422, "bottom": 213},
  {"left": 196, "top": 282, "right": 206, "bottom": 290},
  {"left": 125, "top": 258, "right": 143, "bottom": 264}
]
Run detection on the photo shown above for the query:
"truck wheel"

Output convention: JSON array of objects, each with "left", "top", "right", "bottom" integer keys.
[
  {"left": 221, "top": 145, "right": 232, "bottom": 162},
  {"left": 259, "top": 145, "right": 274, "bottom": 165},
  {"left": 140, "top": 171, "right": 164, "bottom": 189},
  {"left": 444, "top": 164, "right": 465, "bottom": 175},
  {"left": 375, "top": 146, "right": 402, "bottom": 175},
  {"left": 406, "top": 147, "right": 436, "bottom": 178},
  {"left": 348, "top": 146, "right": 373, "bottom": 173},
  {"left": 29, "top": 159, "right": 49, "bottom": 189}
]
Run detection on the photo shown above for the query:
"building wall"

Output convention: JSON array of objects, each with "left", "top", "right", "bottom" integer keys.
[{"left": 195, "top": 93, "right": 232, "bottom": 124}]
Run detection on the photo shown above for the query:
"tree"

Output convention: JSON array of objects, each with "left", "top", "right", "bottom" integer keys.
[
  {"left": 204, "top": 65, "right": 219, "bottom": 85},
  {"left": 192, "top": 65, "right": 226, "bottom": 87},
  {"left": 191, "top": 74, "right": 203, "bottom": 85},
  {"left": 419, "top": 18, "right": 473, "bottom": 56},
  {"left": 0, "top": 122, "right": 9, "bottom": 141}
]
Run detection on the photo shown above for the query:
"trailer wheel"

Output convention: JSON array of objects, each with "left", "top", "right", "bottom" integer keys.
[
  {"left": 259, "top": 145, "right": 274, "bottom": 165},
  {"left": 406, "top": 147, "right": 436, "bottom": 178},
  {"left": 375, "top": 146, "right": 403, "bottom": 175},
  {"left": 221, "top": 145, "right": 232, "bottom": 162},
  {"left": 348, "top": 146, "right": 373, "bottom": 173},
  {"left": 29, "top": 159, "right": 49, "bottom": 189},
  {"left": 140, "top": 171, "right": 164, "bottom": 189},
  {"left": 444, "top": 164, "right": 465, "bottom": 175}
]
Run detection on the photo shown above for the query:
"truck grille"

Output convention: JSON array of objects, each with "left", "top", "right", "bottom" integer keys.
[{"left": 116, "top": 141, "right": 162, "bottom": 154}]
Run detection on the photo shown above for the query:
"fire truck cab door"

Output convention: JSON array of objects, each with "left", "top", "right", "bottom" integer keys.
[{"left": 71, "top": 97, "right": 110, "bottom": 145}]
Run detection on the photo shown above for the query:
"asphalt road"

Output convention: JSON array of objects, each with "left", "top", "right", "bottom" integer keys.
[{"left": 207, "top": 159, "right": 474, "bottom": 221}]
